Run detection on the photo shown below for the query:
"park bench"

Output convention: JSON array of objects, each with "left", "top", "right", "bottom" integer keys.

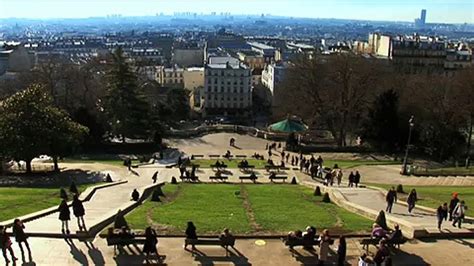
[
  {"left": 360, "top": 237, "right": 407, "bottom": 252},
  {"left": 180, "top": 176, "right": 200, "bottom": 182},
  {"left": 235, "top": 155, "right": 247, "bottom": 159},
  {"left": 185, "top": 238, "right": 235, "bottom": 256},
  {"left": 209, "top": 176, "right": 229, "bottom": 182},
  {"left": 239, "top": 176, "right": 258, "bottom": 183},
  {"left": 209, "top": 155, "right": 221, "bottom": 158},
  {"left": 269, "top": 176, "right": 288, "bottom": 182},
  {"left": 210, "top": 164, "right": 228, "bottom": 169},
  {"left": 192, "top": 155, "right": 204, "bottom": 159},
  {"left": 106, "top": 233, "right": 147, "bottom": 253},
  {"left": 265, "top": 165, "right": 290, "bottom": 172},
  {"left": 283, "top": 238, "right": 335, "bottom": 250},
  {"left": 238, "top": 165, "right": 255, "bottom": 171}
]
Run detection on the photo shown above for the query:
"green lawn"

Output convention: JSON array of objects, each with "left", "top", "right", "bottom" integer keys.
[
  {"left": 192, "top": 159, "right": 396, "bottom": 169},
  {"left": 367, "top": 184, "right": 473, "bottom": 216},
  {"left": 0, "top": 184, "right": 96, "bottom": 222},
  {"left": 126, "top": 184, "right": 372, "bottom": 235}
]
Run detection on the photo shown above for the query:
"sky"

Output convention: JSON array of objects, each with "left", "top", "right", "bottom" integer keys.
[{"left": 0, "top": 0, "right": 473, "bottom": 23}]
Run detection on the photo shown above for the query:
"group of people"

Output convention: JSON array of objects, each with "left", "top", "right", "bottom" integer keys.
[
  {"left": 184, "top": 221, "right": 235, "bottom": 250},
  {"left": 58, "top": 194, "right": 87, "bottom": 235},
  {"left": 0, "top": 219, "right": 32, "bottom": 264},
  {"left": 251, "top": 153, "right": 264, "bottom": 160},
  {"left": 437, "top": 193, "right": 468, "bottom": 229},
  {"left": 286, "top": 227, "right": 346, "bottom": 266},
  {"left": 385, "top": 187, "right": 418, "bottom": 214},
  {"left": 237, "top": 159, "right": 250, "bottom": 168}
]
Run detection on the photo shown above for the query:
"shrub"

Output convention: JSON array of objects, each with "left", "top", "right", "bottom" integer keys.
[
  {"left": 69, "top": 182, "right": 78, "bottom": 195},
  {"left": 151, "top": 189, "right": 162, "bottom": 202},
  {"left": 375, "top": 210, "right": 388, "bottom": 230},
  {"left": 171, "top": 176, "right": 177, "bottom": 184},
  {"left": 314, "top": 186, "right": 322, "bottom": 196},
  {"left": 396, "top": 184, "right": 404, "bottom": 194},
  {"left": 105, "top": 174, "right": 113, "bottom": 182},
  {"left": 322, "top": 192, "right": 330, "bottom": 203},
  {"left": 60, "top": 188, "right": 68, "bottom": 200},
  {"left": 291, "top": 176, "right": 297, "bottom": 184}
]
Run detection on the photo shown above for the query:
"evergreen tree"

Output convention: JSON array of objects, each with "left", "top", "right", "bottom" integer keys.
[{"left": 104, "top": 47, "right": 150, "bottom": 141}]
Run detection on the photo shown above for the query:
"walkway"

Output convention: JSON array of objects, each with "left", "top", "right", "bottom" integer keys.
[{"left": 296, "top": 172, "right": 474, "bottom": 238}]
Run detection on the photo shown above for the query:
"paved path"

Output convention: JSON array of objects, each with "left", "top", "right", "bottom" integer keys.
[{"left": 295, "top": 171, "right": 474, "bottom": 237}]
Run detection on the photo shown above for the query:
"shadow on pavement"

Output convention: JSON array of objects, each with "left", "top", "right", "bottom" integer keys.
[
  {"left": 192, "top": 248, "right": 250, "bottom": 266},
  {"left": 391, "top": 249, "right": 428, "bottom": 265},
  {"left": 289, "top": 248, "right": 319, "bottom": 265}
]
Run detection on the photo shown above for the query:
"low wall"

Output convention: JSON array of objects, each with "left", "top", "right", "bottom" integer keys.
[
  {"left": 87, "top": 182, "right": 165, "bottom": 236},
  {"left": 0, "top": 180, "right": 127, "bottom": 228}
]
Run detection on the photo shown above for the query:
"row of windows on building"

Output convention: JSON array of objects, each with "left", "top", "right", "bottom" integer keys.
[
  {"left": 206, "top": 87, "right": 249, "bottom": 93},
  {"left": 163, "top": 79, "right": 183, "bottom": 84},
  {"left": 163, "top": 73, "right": 183, "bottom": 78},
  {"left": 207, "top": 79, "right": 250, "bottom": 85},
  {"left": 206, "top": 102, "right": 249, "bottom": 109},
  {"left": 205, "top": 96, "right": 251, "bottom": 101},
  {"left": 206, "top": 71, "right": 250, "bottom": 77}
]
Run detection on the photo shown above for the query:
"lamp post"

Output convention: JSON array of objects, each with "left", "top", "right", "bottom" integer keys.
[{"left": 402, "top": 115, "right": 415, "bottom": 175}]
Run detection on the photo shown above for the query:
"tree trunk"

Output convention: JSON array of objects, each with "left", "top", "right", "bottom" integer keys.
[
  {"left": 467, "top": 114, "right": 473, "bottom": 168},
  {"left": 53, "top": 156, "right": 60, "bottom": 172},
  {"left": 25, "top": 160, "right": 32, "bottom": 174}
]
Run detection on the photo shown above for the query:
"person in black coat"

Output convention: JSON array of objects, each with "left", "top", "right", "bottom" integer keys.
[
  {"left": 72, "top": 195, "right": 86, "bottom": 231},
  {"left": 143, "top": 227, "right": 158, "bottom": 257},
  {"left": 348, "top": 171, "right": 355, "bottom": 187},
  {"left": 354, "top": 170, "right": 361, "bottom": 187},
  {"left": 184, "top": 221, "right": 197, "bottom": 250},
  {"left": 12, "top": 219, "right": 31, "bottom": 262},
  {"left": 407, "top": 189, "right": 418, "bottom": 213},
  {"left": 131, "top": 189, "right": 140, "bottom": 201},
  {"left": 437, "top": 203, "right": 448, "bottom": 229},
  {"left": 58, "top": 199, "right": 71, "bottom": 234},
  {"left": 337, "top": 236, "right": 346, "bottom": 266},
  {"left": 385, "top": 187, "right": 397, "bottom": 214}
]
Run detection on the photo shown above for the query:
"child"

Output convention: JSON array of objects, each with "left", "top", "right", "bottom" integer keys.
[
  {"left": 436, "top": 203, "right": 448, "bottom": 230},
  {"left": 0, "top": 225, "right": 17, "bottom": 264}
]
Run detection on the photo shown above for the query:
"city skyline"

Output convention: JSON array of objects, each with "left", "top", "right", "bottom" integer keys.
[{"left": 0, "top": 0, "right": 473, "bottom": 24}]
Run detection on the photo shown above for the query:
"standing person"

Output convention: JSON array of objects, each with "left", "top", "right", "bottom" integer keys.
[
  {"left": 452, "top": 201, "right": 467, "bottom": 228},
  {"left": 291, "top": 156, "right": 295, "bottom": 166},
  {"left": 336, "top": 169, "right": 343, "bottom": 187},
  {"left": 385, "top": 187, "right": 397, "bottom": 214},
  {"left": 152, "top": 171, "right": 158, "bottom": 183},
  {"left": 354, "top": 170, "right": 361, "bottom": 187},
  {"left": 337, "top": 236, "right": 346, "bottom": 266},
  {"left": 1, "top": 225, "right": 17, "bottom": 264},
  {"left": 295, "top": 156, "right": 299, "bottom": 166},
  {"left": 436, "top": 203, "right": 448, "bottom": 230},
  {"left": 72, "top": 195, "right": 86, "bottom": 231},
  {"left": 286, "top": 153, "right": 290, "bottom": 163},
  {"left": 58, "top": 199, "right": 71, "bottom": 235},
  {"left": 348, "top": 171, "right": 355, "bottom": 187},
  {"left": 12, "top": 219, "right": 32, "bottom": 262},
  {"left": 131, "top": 189, "right": 140, "bottom": 201},
  {"left": 449, "top": 193, "right": 460, "bottom": 221},
  {"left": 318, "top": 229, "right": 331, "bottom": 266},
  {"left": 407, "top": 189, "right": 418, "bottom": 213},
  {"left": 143, "top": 226, "right": 159, "bottom": 257},
  {"left": 184, "top": 221, "right": 197, "bottom": 250}
]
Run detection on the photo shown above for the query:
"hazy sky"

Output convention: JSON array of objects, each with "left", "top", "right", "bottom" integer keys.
[{"left": 0, "top": 0, "right": 473, "bottom": 23}]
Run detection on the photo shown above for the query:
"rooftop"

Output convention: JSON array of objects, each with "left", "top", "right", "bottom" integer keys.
[{"left": 247, "top": 42, "right": 275, "bottom": 50}]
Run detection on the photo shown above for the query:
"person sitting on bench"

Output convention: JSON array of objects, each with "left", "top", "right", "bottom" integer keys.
[
  {"left": 269, "top": 172, "right": 276, "bottom": 179},
  {"left": 117, "top": 226, "right": 133, "bottom": 240},
  {"left": 267, "top": 159, "right": 274, "bottom": 166},
  {"left": 215, "top": 161, "right": 221, "bottom": 167},
  {"left": 287, "top": 230, "right": 303, "bottom": 242},
  {"left": 219, "top": 228, "right": 235, "bottom": 245},
  {"left": 302, "top": 226, "right": 316, "bottom": 240},
  {"left": 216, "top": 170, "right": 223, "bottom": 178},
  {"left": 280, "top": 161, "right": 285, "bottom": 167},
  {"left": 371, "top": 223, "right": 388, "bottom": 239},
  {"left": 249, "top": 172, "right": 257, "bottom": 180},
  {"left": 114, "top": 209, "right": 130, "bottom": 230},
  {"left": 386, "top": 224, "right": 402, "bottom": 242}
]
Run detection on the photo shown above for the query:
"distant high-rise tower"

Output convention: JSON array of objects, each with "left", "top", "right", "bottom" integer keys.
[
  {"left": 415, "top": 9, "right": 427, "bottom": 28},
  {"left": 420, "top": 9, "right": 427, "bottom": 24}
]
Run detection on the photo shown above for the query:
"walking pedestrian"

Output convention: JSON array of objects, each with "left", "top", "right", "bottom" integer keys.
[
  {"left": 184, "top": 221, "right": 197, "bottom": 250},
  {"left": 452, "top": 201, "right": 467, "bottom": 228},
  {"left": 336, "top": 169, "right": 343, "bottom": 186},
  {"left": 143, "top": 226, "right": 159, "bottom": 257},
  {"left": 12, "top": 219, "right": 32, "bottom": 262},
  {"left": 337, "top": 235, "right": 346, "bottom": 266},
  {"left": 449, "top": 192, "right": 459, "bottom": 221},
  {"left": 348, "top": 171, "right": 354, "bottom": 187},
  {"left": 354, "top": 170, "right": 361, "bottom": 187},
  {"left": 407, "top": 189, "right": 417, "bottom": 213},
  {"left": 436, "top": 203, "right": 448, "bottom": 230},
  {"left": 72, "top": 194, "right": 86, "bottom": 231},
  {"left": 152, "top": 171, "right": 158, "bottom": 183},
  {"left": 1, "top": 225, "right": 17, "bottom": 264},
  {"left": 58, "top": 199, "right": 71, "bottom": 234},
  {"left": 385, "top": 187, "right": 397, "bottom": 214}
]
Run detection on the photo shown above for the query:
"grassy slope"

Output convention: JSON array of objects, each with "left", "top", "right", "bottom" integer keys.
[
  {"left": 0, "top": 184, "right": 94, "bottom": 221},
  {"left": 127, "top": 184, "right": 372, "bottom": 234}
]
